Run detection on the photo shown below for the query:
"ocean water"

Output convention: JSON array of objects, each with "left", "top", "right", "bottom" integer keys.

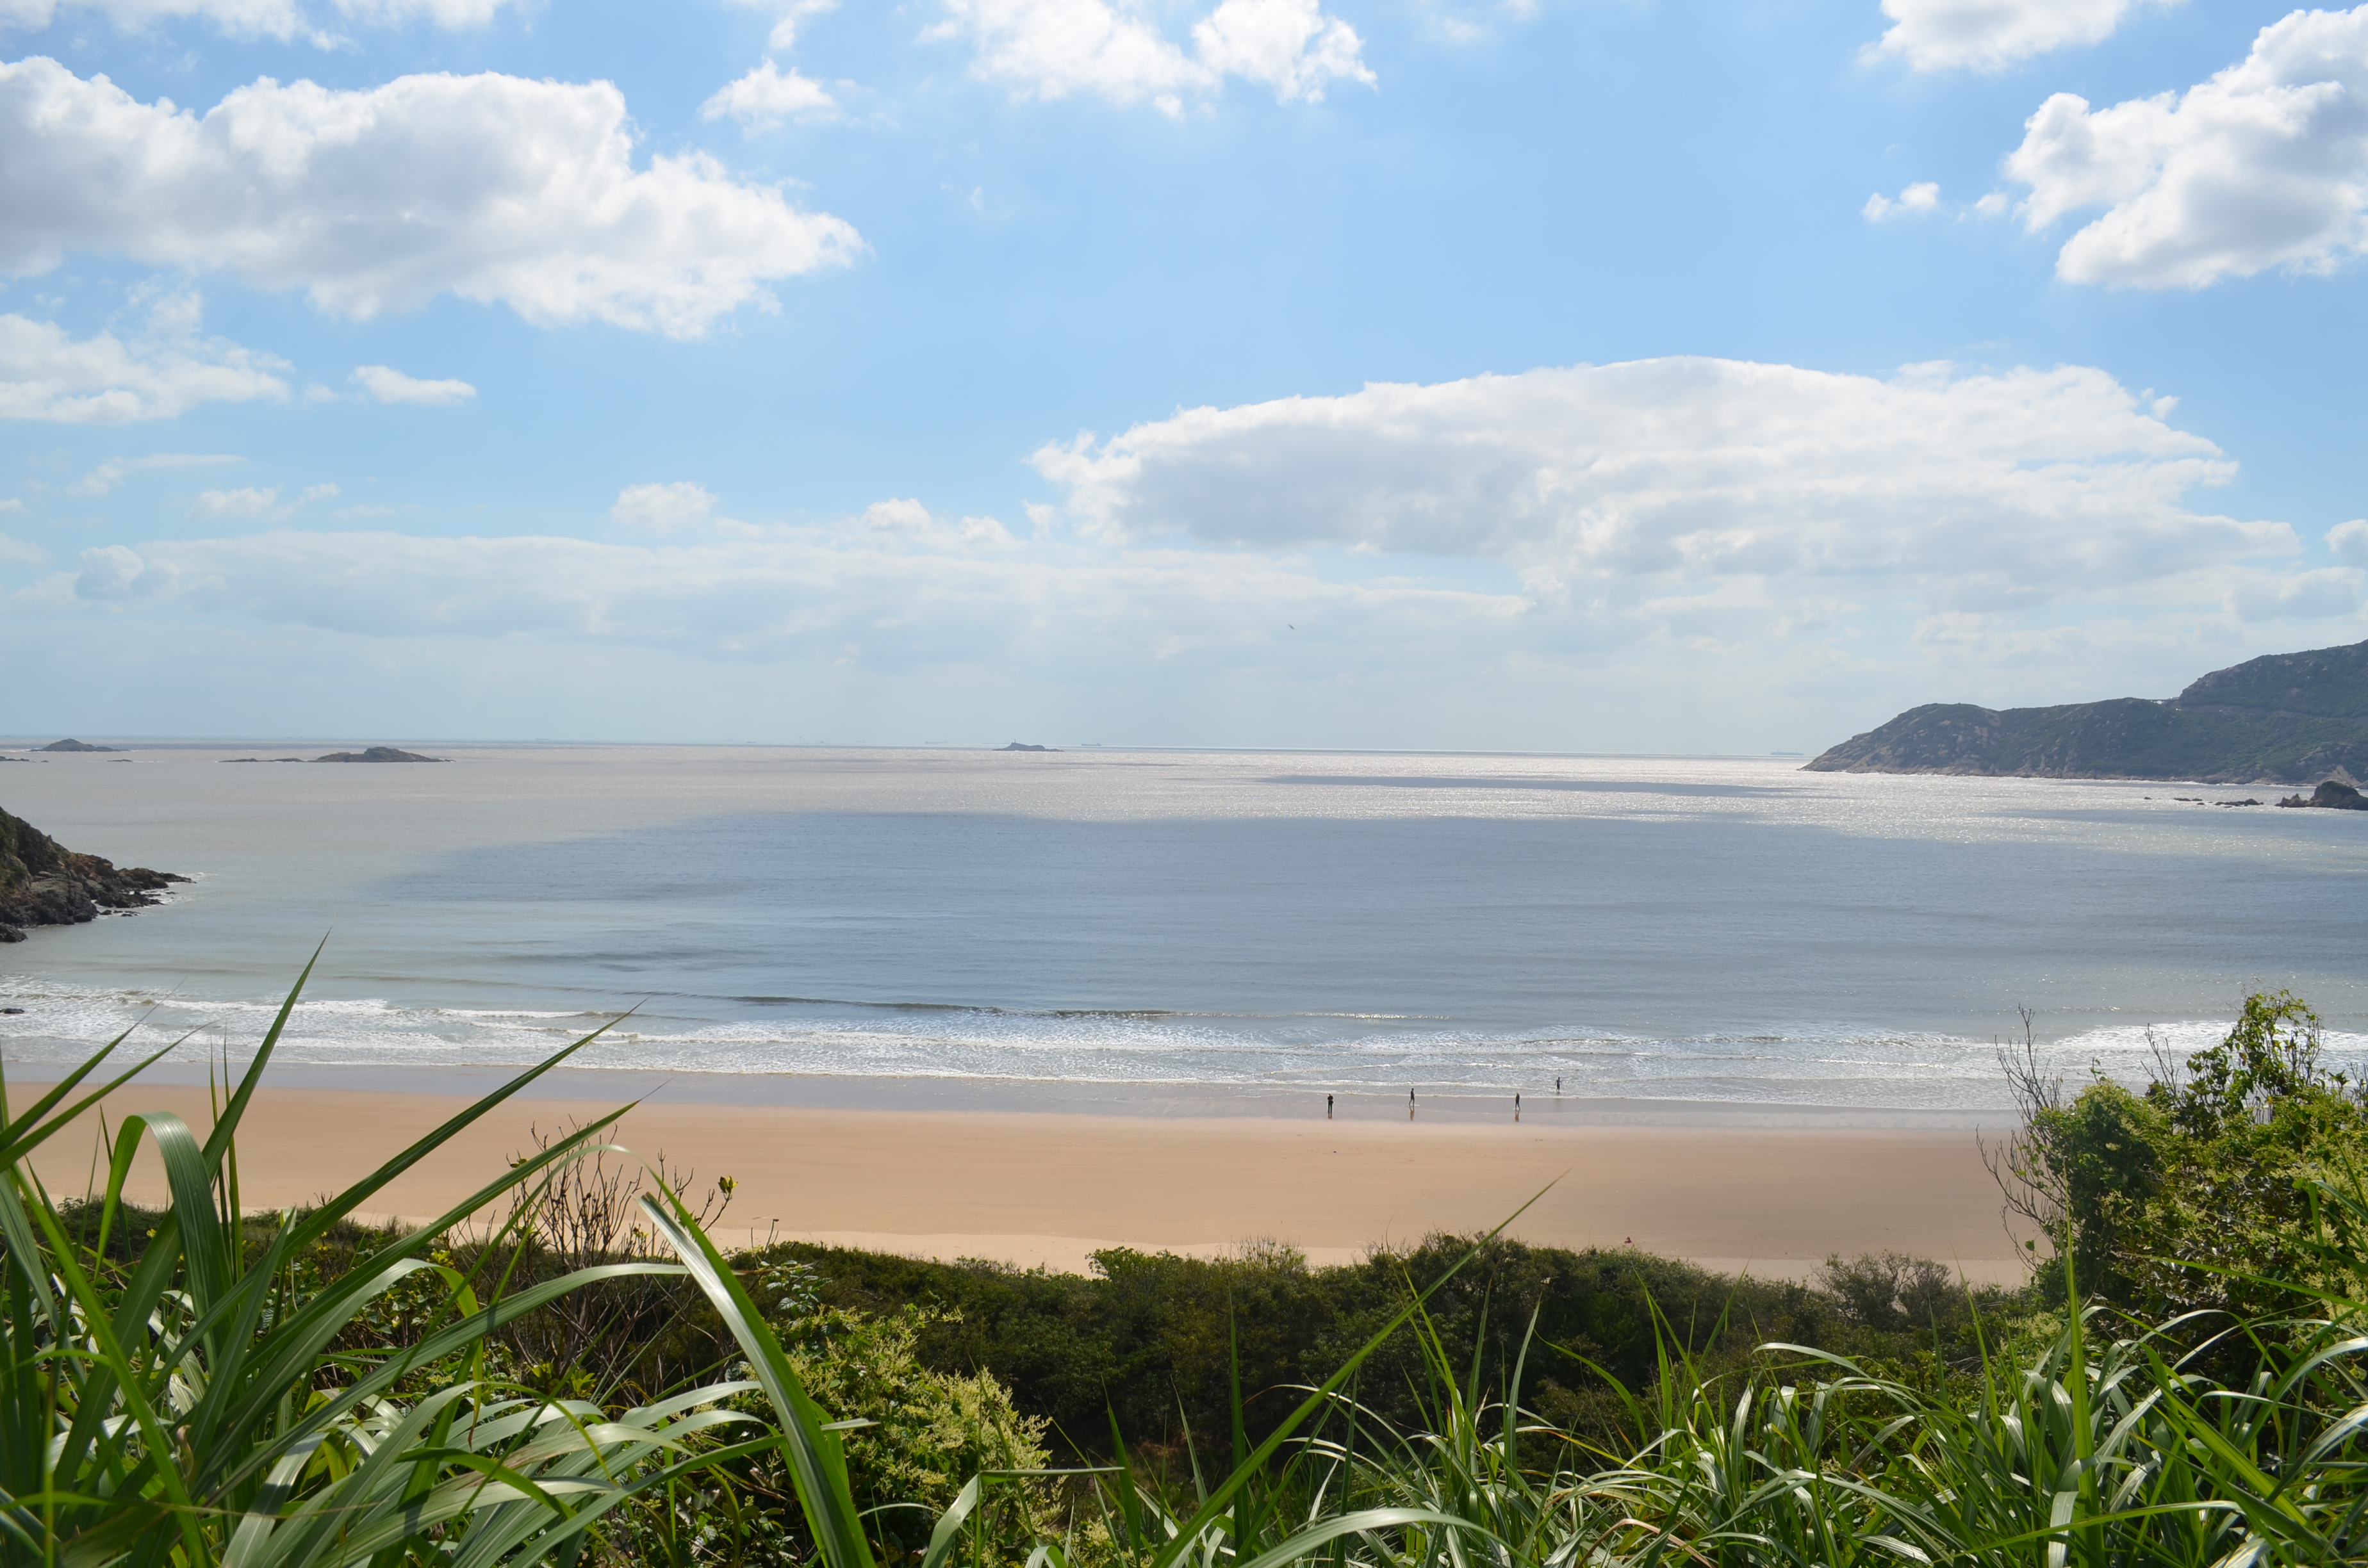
[{"left": 1, "top": 744, "right": 2364, "bottom": 1115}]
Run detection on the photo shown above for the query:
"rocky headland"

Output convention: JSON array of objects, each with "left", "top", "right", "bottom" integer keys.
[
  {"left": 0, "top": 806, "right": 186, "bottom": 942},
  {"left": 1807, "top": 639, "right": 2368, "bottom": 785}
]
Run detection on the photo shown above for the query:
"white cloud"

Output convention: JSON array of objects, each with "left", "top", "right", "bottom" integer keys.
[
  {"left": 724, "top": 0, "right": 837, "bottom": 53},
  {"left": 74, "top": 542, "right": 175, "bottom": 599},
  {"left": 611, "top": 481, "right": 718, "bottom": 531},
  {"left": 860, "top": 496, "right": 1018, "bottom": 550},
  {"left": 0, "top": 497, "right": 20, "bottom": 512},
  {"left": 69, "top": 452, "right": 240, "bottom": 495},
  {"left": 2331, "top": 518, "right": 2368, "bottom": 565},
  {"left": 190, "top": 486, "right": 284, "bottom": 520},
  {"left": 0, "top": 530, "right": 43, "bottom": 566},
  {"left": 0, "top": 306, "right": 287, "bottom": 423},
  {"left": 930, "top": 0, "right": 1371, "bottom": 111},
  {"left": 1866, "top": 0, "right": 2176, "bottom": 73},
  {"left": 701, "top": 60, "right": 837, "bottom": 129},
  {"left": 351, "top": 364, "right": 475, "bottom": 405},
  {"left": 2226, "top": 566, "right": 2365, "bottom": 623},
  {"left": 1862, "top": 181, "right": 1941, "bottom": 221},
  {"left": 2005, "top": 7, "right": 2368, "bottom": 288},
  {"left": 0, "top": 58, "right": 864, "bottom": 338},
  {"left": 0, "top": 0, "right": 520, "bottom": 45},
  {"left": 59, "top": 525, "right": 1518, "bottom": 670},
  {"left": 1030, "top": 357, "right": 2288, "bottom": 605},
  {"left": 1191, "top": 0, "right": 1372, "bottom": 103},
  {"left": 187, "top": 482, "right": 334, "bottom": 521}
]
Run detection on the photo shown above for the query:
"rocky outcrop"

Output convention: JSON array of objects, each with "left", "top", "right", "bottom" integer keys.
[
  {"left": 1807, "top": 639, "right": 2368, "bottom": 784},
  {"left": 313, "top": 746, "right": 444, "bottom": 763},
  {"left": 38, "top": 739, "right": 120, "bottom": 753},
  {"left": 2276, "top": 780, "right": 2368, "bottom": 811},
  {"left": 998, "top": 742, "right": 1055, "bottom": 753},
  {"left": 0, "top": 806, "right": 186, "bottom": 942}
]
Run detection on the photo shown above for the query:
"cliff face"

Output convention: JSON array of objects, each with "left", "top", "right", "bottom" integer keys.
[
  {"left": 1807, "top": 640, "right": 2368, "bottom": 784},
  {"left": 0, "top": 807, "right": 186, "bottom": 942}
]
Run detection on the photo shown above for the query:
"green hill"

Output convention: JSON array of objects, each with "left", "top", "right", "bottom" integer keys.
[{"left": 1805, "top": 639, "right": 2368, "bottom": 784}]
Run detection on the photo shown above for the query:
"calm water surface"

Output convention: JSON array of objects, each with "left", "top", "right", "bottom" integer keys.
[{"left": 2, "top": 745, "right": 2362, "bottom": 1111}]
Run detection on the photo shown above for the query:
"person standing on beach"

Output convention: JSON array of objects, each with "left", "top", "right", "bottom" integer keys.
[
  {"left": 1408, "top": 1087, "right": 1416, "bottom": 1120},
  {"left": 1326, "top": 1093, "right": 1333, "bottom": 1119}
]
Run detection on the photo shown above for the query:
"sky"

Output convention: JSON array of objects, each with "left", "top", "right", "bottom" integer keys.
[{"left": 2, "top": 0, "right": 2365, "bottom": 751}]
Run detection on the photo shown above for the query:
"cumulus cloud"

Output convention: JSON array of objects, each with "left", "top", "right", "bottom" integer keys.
[
  {"left": 701, "top": 60, "right": 837, "bottom": 129},
  {"left": 1862, "top": 181, "right": 1941, "bottom": 220},
  {"left": 2005, "top": 7, "right": 2368, "bottom": 288},
  {"left": 0, "top": 304, "right": 288, "bottom": 423},
  {"left": 0, "top": 0, "right": 516, "bottom": 45},
  {"left": 350, "top": 364, "right": 475, "bottom": 405},
  {"left": 1030, "top": 357, "right": 2289, "bottom": 606},
  {"left": 74, "top": 542, "right": 176, "bottom": 600},
  {"left": 0, "top": 58, "right": 864, "bottom": 337},
  {"left": 861, "top": 496, "right": 1018, "bottom": 550},
  {"left": 1866, "top": 0, "right": 2176, "bottom": 73},
  {"left": 186, "top": 482, "right": 334, "bottom": 522},
  {"left": 931, "top": 0, "right": 1372, "bottom": 111},
  {"left": 2331, "top": 518, "right": 2368, "bottom": 565},
  {"left": 611, "top": 481, "right": 718, "bottom": 531},
  {"left": 0, "top": 531, "right": 43, "bottom": 566}
]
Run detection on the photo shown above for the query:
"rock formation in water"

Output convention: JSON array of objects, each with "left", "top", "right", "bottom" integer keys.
[
  {"left": 998, "top": 742, "right": 1055, "bottom": 752},
  {"left": 0, "top": 806, "right": 187, "bottom": 942},
  {"left": 38, "top": 739, "right": 120, "bottom": 753},
  {"left": 2276, "top": 780, "right": 2368, "bottom": 811},
  {"left": 313, "top": 746, "right": 445, "bottom": 763},
  {"left": 1806, "top": 639, "right": 2368, "bottom": 785}
]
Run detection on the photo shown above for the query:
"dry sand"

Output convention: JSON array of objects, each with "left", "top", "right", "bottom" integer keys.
[{"left": 18, "top": 1079, "right": 2033, "bottom": 1284}]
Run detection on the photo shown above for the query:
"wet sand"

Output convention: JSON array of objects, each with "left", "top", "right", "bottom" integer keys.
[{"left": 17, "top": 1078, "right": 2032, "bottom": 1283}]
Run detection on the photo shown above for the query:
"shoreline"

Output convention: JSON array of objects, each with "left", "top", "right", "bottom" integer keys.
[
  {"left": 10, "top": 1058, "right": 2021, "bottom": 1129},
  {"left": 16, "top": 1077, "right": 2037, "bottom": 1284}
]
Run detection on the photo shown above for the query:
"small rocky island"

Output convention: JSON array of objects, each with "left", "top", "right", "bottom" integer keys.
[
  {"left": 37, "top": 739, "right": 122, "bottom": 753},
  {"left": 2278, "top": 780, "right": 2368, "bottom": 811},
  {"left": 998, "top": 742, "right": 1055, "bottom": 753},
  {"left": 0, "top": 806, "right": 186, "bottom": 942},
  {"left": 1807, "top": 639, "right": 2368, "bottom": 785},
  {"left": 313, "top": 746, "right": 445, "bottom": 763}
]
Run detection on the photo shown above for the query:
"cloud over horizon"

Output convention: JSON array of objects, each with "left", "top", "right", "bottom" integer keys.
[{"left": 1032, "top": 357, "right": 2285, "bottom": 610}]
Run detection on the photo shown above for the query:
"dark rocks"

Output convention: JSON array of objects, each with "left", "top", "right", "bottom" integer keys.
[
  {"left": 38, "top": 739, "right": 120, "bottom": 753},
  {"left": 2276, "top": 780, "right": 2368, "bottom": 811},
  {"left": 2216, "top": 799, "right": 2263, "bottom": 807},
  {"left": 0, "top": 804, "right": 187, "bottom": 942},
  {"left": 313, "top": 746, "right": 444, "bottom": 763}
]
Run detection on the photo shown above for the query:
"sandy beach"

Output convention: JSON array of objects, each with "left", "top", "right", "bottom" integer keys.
[{"left": 19, "top": 1079, "right": 2033, "bottom": 1284}]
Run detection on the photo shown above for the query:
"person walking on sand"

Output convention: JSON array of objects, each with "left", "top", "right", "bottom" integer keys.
[
  {"left": 1326, "top": 1093, "right": 1333, "bottom": 1120},
  {"left": 1408, "top": 1087, "right": 1416, "bottom": 1120}
]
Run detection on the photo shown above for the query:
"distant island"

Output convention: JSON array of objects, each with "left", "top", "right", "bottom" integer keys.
[
  {"left": 1807, "top": 639, "right": 2368, "bottom": 785},
  {"left": 37, "top": 739, "right": 121, "bottom": 753},
  {"left": 998, "top": 742, "right": 1055, "bottom": 753},
  {"left": 0, "top": 805, "right": 186, "bottom": 942},
  {"left": 313, "top": 746, "right": 445, "bottom": 763}
]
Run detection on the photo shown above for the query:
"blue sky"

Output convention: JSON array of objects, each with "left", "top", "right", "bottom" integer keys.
[{"left": 2, "top": 0, "right": 2365, "bottom": 749}]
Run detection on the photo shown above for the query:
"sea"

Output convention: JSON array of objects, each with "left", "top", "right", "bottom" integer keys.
[{"left": 1, "top": 744, "right": 2363, "bottom": 1124}]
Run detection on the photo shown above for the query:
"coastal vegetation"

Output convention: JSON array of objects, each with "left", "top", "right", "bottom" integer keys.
[
  {"left": 1807, "top": 636, "right": 2368, "bottom": 783},
  {"left": 6, "top": 967, "right": 2368, "bottom": 1564}
]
